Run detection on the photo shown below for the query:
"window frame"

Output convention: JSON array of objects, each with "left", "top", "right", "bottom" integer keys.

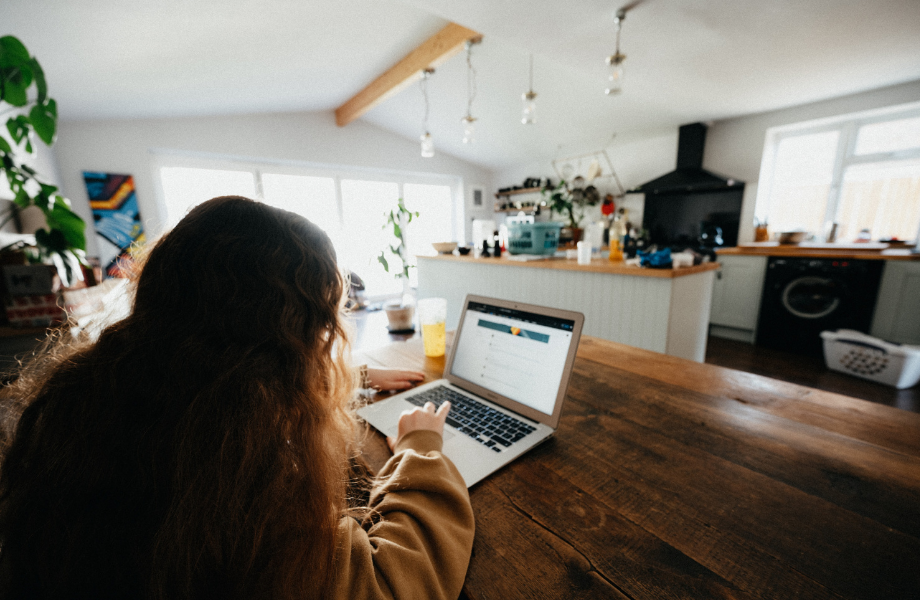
[
  {"left": 149, "top": 150, "right": 464, "bottom": 301},
  {"left": 755, "top": 101, "right": 920, "bottom": 243}
]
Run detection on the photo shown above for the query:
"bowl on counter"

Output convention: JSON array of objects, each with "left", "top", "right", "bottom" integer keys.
[
  {"left": 432, "top": 242, "right": 458, "bottom": 254},
  {"left": 776, "top": 231, "right": 808, "bottom": 244},
  {"left": 456, "top": 246, "right": 471, "bottom": 255}
]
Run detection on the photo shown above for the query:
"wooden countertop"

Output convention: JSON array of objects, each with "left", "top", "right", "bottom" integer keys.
[
  {"left": 718, "top": 242, "right": 920, "bottom": 260},
  {"left": 357, "top": 335, "right": 920, "bottom": 599},
  {"left": 418, "top": 253, "right": 720, "bottom": 278}
]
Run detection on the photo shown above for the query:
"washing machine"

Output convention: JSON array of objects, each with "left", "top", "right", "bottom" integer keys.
[{"left": 755, "top": 257, "right": 884, "bottom": 357}]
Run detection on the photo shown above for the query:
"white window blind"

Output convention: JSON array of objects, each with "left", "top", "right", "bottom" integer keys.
[{"left": 756, "top": 103, "right": 920, "bottom": 243}]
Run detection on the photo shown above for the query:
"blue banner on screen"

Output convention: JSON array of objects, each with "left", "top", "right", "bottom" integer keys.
[
  {"left": 451, "top": 301, "right": 576, "bottom": 415},
  {"left": 477, "top": 319, "right": 550, "bottom": 343}
]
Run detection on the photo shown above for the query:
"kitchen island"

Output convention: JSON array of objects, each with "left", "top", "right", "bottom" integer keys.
[{"left": 416, "top": 254, "right": 719, "bottom": 362}]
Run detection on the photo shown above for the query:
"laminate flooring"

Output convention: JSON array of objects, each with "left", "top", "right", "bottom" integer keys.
[{"left": 705, "top": 335, "right": 919, "bottom": 414}]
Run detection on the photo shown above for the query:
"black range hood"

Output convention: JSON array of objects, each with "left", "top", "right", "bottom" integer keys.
[{"left": 629, "top": 122, "right": 742, "bottom": 196}]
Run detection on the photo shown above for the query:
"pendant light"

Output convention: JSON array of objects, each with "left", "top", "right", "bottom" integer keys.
[
  {"left": 605, "top": 8, "right": 627, "bottom": 95},
  {"left": 419, "top": 68, "right": 434, "bottom": 158},
  {"left": 460, "top": 40, "right": 479, "bottom": 144},
  {"left": 521, "top": 54, "right": 537, "bottom": 125}
]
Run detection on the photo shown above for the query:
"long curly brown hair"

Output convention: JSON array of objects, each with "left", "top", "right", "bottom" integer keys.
[{"left": 0, "top": 196, "right": 358, "bottom": 599}]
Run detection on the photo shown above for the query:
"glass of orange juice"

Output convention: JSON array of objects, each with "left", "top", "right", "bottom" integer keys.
[{"left": 417, "top": 297, "right": 447, "bottom": 357}]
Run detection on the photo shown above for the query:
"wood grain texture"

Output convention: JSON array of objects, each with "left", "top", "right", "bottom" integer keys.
[
  {"left": 335, "top": 22, "right": 481, "bottom": 126},
  {"left": 717, "top": 246, "right": 920, "bottom": 261},
  {"left": 418, "top": 254, "right": 720, "bottom": 278},
  {"left": 359, "top": 335, "right": 920, "bottom": 599}
]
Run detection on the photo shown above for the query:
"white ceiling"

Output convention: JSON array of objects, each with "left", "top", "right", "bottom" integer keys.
[{"left": 4, "top": 0, "right": 920, "bottom": 171}]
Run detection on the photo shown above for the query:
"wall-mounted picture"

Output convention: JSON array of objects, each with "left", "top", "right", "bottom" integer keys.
[{"left": 82, "top": 172, "right": 145, "bottom": 278}]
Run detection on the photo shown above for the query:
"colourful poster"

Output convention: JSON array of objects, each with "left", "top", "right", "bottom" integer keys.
[{"left": 82, "top": 172, "right": 145, "bottom": 278}]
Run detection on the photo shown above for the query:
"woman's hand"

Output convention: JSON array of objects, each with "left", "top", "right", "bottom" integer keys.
[
  {"left": 387, "top": 401, "right": 451, "bottom": 452},
  {"left": 366, "top": 367, "right": 425, "bottom": 392}
]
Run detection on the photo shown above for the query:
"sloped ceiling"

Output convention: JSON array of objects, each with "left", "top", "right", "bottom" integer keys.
[{"left": 3, "top": 0, "right": 920, "bottom": 171}]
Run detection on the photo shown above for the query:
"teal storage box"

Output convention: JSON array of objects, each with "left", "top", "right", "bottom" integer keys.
[{"left": 507, "top": 222, "right": 562, "bottom": 255}]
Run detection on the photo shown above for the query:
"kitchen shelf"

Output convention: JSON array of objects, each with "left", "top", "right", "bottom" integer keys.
[
  {"left": 494, "top": 206, "right": 542, "bottom": 214},
  {"left": 494, "top": 187, "right": 543, "bottom": 198}
]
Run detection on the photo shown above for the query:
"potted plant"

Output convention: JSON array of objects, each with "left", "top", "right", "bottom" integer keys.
[
  {"left": 0, "top": 35, "right": 87, "bottom": 287},
  {"left": 542, "top": 179, "right": 601, "bottom": 245},
  {"left": 377, "top": 197, "right": 418, "bottom": 332}
]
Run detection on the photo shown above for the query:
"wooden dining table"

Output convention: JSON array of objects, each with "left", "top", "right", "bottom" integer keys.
[{"left": 356, "top": 334, "right": 920, "bottom": 600}]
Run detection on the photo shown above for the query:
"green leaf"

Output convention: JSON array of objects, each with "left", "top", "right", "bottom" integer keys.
[
  {"left": 1, "top": 65, "right": 31, "bottom": 106},
  {"left": 377, "top": 253, "right": 389, "bottom": 273},
  {"left": 6, "top": 115, "right": 30, "bottom": 144},
  {"left": 0, "top": 136, "right": 10, "bottom": 153},
  {"left": 44, "top": 197, "right": 86, "bottom": 251},
  {"left": 0, "top": 36, "right": 30, "bottom": 63},
  {"left": 29, "top": 58, "right": 47, "bottom": 103},
  {"left": 30, "top": 101, "right": 56, "bottom": 145},
  {"left": 13, "top": 188, "right": 29, "bottom": 209}
]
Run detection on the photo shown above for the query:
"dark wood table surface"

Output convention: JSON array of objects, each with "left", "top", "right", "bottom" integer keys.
[{"left": 356, "top": 335, "right": 920, "bottom": 600}]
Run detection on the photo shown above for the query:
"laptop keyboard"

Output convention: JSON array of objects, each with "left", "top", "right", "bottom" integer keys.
[{"left": 405, "top": 386, "right": 537, "bottom": 452}]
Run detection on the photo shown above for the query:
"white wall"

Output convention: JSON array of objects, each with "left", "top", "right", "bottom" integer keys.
[
  {"left": 704, "top": 78, "right": 920, "bottom": 243},
  {"left": 53, "top": 110, "right": 494, "bottom": 257}
]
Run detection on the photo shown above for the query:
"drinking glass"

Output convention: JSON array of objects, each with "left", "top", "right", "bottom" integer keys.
[{"left": 417, "top": 297, "right": 447, "bottom": 357}]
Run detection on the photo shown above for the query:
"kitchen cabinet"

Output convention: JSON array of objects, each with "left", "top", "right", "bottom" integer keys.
[
  {"left": 709, "top": 254, "right": 768, "bottom": 343},
  {"left": 417, "top": 255, "right": 718, "bottom": 362},
  {"left": 871, "top": 260, "right": 920, "bottom": 345}
]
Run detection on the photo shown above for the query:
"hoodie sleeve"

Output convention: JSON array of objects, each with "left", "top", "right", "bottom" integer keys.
[{"left": 329, "top": 430, "right": 475, "bottom": 600}]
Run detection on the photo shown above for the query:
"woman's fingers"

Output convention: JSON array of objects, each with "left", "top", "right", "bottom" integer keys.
[{"left": 436, "top": 401, "right": 451, "bottom": 422}]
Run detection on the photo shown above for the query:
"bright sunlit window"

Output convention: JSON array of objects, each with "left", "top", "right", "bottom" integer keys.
[
  {"left": 159, "top": 167, "right": 257, "bottom": 228},
  {"left": 155, "top": 157, "right": 460, "bottom": 299},
  {"left": 756, "top": 103, "right": 920, "bottom": 242}
]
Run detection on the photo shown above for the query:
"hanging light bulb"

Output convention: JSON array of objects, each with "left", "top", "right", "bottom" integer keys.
[
  {"left": 420, "top": 131, "right": 434, "bottom": 157},
  {"left": 461, "top": 39, "right": 480, "bottom": 144},
  {"left": 521, "top": 54, "right": 537, "bottom": 125},
  {"left": 461, "top": 115, "right": 476, "bottom": 144},
  {"left": 419, "top": 68, "right": 435, "bottom": 157},
  {"left": 605, "top": 9, "right": 627, "bottom": 96}
]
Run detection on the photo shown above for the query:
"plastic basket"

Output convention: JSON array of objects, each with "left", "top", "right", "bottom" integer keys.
[
  {"left": 820, "top": 329, "right": 920, "bottom": 389},
  {"left": 507, "top": 222, "right": 562, "bottom": 255}
]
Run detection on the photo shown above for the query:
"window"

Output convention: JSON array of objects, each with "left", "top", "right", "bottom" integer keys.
[
  {"left": 756, "top": 104, "right": 920, "bottom": 242},
  {"left": 153, "top": 155, "right": 461, "bottom": 300},
  {"left": 159, "top": 167, "right": 257, "bottom": 227}
]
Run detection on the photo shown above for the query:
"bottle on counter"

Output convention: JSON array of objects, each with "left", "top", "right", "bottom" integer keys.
[{"left": 608, "top": 210, "right": 629, "bottom": 262}]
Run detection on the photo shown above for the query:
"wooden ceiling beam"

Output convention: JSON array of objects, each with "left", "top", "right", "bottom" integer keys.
[{"left": 335, "top": 22, "right": 482, "bottom": 127}]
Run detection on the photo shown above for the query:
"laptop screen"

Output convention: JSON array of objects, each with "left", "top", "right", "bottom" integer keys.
[{"left": 449, "top": 300, "right": 577, "bottom": 416}]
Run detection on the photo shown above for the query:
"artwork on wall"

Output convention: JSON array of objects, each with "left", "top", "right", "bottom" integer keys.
[{"left": 82, "top": 172, "right": 145, "bottom": 278}]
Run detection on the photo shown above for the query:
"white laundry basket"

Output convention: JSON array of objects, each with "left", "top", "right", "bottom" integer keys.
[{"left": 820, "top": 329, "right": 920, "bottom": 389}]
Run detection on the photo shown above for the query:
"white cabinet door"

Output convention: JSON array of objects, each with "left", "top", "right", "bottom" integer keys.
[
  {"left": 710, "top": 255, "right": 768, "bottom": 331},
  {"left": 871, "top": 261, "right": 920, "bottom": 345}
]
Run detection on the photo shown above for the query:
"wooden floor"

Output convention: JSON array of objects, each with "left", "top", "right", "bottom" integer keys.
[
  {"left": 350, "top": 308, "right": 920, "bottom": 414},
  {"left": 705, "top": 335, "right": 919, "bottom": 414}
]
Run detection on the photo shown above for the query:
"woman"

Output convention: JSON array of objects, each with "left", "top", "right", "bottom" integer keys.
[{"left": 0, "top": 196, "right": 474, "bottom": 599}]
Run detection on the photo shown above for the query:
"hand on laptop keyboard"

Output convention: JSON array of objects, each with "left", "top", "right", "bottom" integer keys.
[
  {"left": 406, "top": 387, "right": 536, "bottom": 453},
  {"left": 386, "top": 400, "right": 451, "bottom": 453}
]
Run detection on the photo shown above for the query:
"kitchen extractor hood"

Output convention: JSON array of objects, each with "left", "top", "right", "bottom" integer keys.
[{"left": 629, "top": 122, "right": 742, "bottom": 196}]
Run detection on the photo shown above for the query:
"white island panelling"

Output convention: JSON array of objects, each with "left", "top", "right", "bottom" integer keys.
[{"left": 417, "top": 255, "right": 717, "bottom": 362}]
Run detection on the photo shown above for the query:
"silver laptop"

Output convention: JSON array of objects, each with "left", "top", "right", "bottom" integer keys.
[{"left": 358, "top": 295, "right": 584, "bottom": 487}]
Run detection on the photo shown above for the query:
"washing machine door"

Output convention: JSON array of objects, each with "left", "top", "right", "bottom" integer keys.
[{"left": 781, "top": 276, "right": 844, "bottom": 319}]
